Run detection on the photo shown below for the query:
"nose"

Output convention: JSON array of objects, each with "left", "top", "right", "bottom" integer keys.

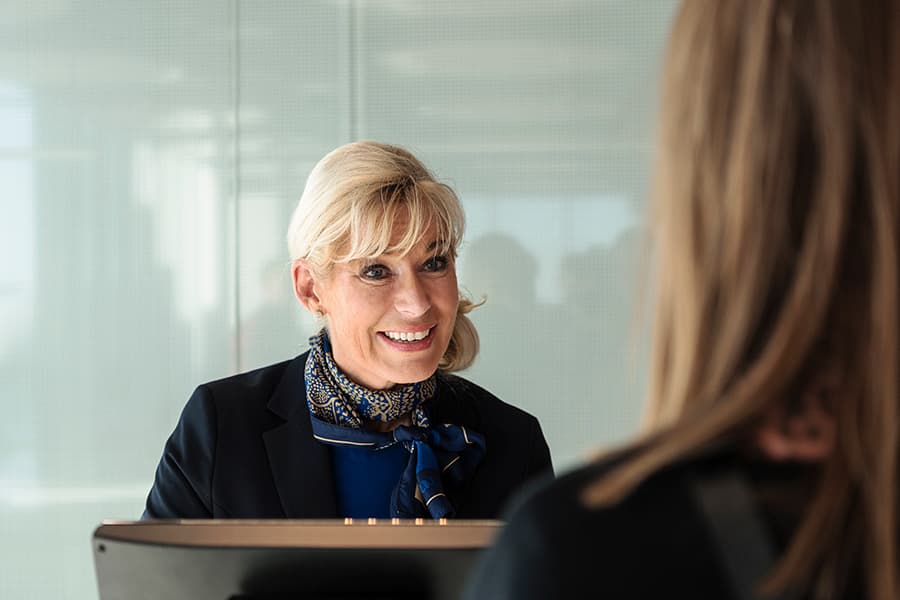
[{"left": 394, "top": 272, "right": 431, "bottom": 317}]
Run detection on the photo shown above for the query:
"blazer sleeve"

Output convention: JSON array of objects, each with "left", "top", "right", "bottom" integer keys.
[
  {"left": 526, "top": 415, "right": 553, "bottom": 479},
  {"left": 142, "top": 385, "right": 218, "bottom": 519}
]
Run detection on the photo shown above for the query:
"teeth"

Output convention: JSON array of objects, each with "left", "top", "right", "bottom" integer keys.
[{"left": 384, "top": 328, "right": 431, "bottom": 342}]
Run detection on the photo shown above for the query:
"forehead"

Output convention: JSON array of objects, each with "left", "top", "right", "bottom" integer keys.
[
  {"left": 354, "top": 201, "right": 450, "bottom": 250},
  {"left": 367, "top": 227, "right": 443, "bottom": 258}
]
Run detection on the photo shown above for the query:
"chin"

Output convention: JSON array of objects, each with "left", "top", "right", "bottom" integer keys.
[{"left": 387, "top": 362, "right": 441, "bottom": 385}]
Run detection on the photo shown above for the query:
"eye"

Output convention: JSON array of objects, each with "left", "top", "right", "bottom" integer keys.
[
  {"left": 423, "top": 255, "right": 449, "bottom": 272},
  {"left": 360, "top": 263, "right": 391, "bottom": 281}
]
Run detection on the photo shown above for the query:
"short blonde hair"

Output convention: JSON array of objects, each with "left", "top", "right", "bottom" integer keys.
[{"left": 287, "top": 141, "right": 480, "bottom": 372}]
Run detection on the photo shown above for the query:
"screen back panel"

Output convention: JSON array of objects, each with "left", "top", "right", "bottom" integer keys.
[{"left": 93, "top": 520, "right": 502, "bottom": 600}]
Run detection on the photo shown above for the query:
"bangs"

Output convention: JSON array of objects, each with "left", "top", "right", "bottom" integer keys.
[{"left": 337, "top": 180, "right": 464, "bottom": 263}]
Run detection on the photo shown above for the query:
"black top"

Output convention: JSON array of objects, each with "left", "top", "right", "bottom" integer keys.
[
  {"left": 464, "top": 445, "right": 825, "bottom": 600},
  {"left": 143, "top": 351, "right": 553, "bottom": 519}
]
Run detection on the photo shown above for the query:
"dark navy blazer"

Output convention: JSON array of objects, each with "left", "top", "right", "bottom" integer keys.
[{"left": 143, "top": 352, "right": 553, "bottom": 519}]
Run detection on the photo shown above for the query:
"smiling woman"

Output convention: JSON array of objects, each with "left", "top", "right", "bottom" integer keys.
[
  {"left": 142, "top": 141, "right": 552, "bottom": 521},
  {"left": 296, "top": 237, "right": 459, "bottom": 391}
]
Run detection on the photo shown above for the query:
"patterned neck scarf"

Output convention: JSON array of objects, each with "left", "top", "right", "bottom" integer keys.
[
  {"left": 305, "top": 329, "right": 436, "bottom": 428},
  {"left": 304, "top": 328, "right": 486, "bottom": 519}
]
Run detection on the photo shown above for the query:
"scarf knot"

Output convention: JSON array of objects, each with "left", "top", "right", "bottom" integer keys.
[{"left": 309, "top": 416, "right": 486, "bottom": 519}]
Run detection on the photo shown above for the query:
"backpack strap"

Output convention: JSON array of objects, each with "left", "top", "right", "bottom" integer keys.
[{"left": 690, "top": 468, "right": 794, "bottom": 600}]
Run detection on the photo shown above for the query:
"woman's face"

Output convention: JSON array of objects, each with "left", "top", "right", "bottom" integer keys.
[{"left": 314, "top": 230, "right": 459, "bottom": 390}]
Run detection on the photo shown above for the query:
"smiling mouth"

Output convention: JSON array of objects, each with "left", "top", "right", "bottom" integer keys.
[{"left": 382, "top": 328, "right": 433, "bottom": 343}]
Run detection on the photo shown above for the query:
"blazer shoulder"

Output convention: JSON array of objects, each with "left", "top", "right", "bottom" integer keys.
[
  {"left": 437, "top": 372, "right": 540, "bottom": 425},
  {"left": 199, "top": 352, "right": 308, "bottom": 415}
]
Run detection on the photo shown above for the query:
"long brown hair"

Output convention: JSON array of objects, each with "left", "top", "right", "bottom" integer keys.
[{"left": 585, "top": 1, "right": 900, "bottom": 598}]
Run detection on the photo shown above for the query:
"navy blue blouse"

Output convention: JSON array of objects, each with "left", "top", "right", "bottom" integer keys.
[{"left": 330, "top": 442, "right": 409, "bottom": 518}]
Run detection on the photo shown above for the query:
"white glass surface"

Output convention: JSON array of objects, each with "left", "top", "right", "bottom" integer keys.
[{"left": 0, "top": 1, "right": 678, "bottom": 597}]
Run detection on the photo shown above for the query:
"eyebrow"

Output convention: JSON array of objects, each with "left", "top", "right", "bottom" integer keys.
[{"left": 349, "top": 239, "right": 448, "bottom": 265}]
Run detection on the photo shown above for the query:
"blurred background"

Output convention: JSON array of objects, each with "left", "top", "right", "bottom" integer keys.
[{"left": 0, "top": 0, "right": 677, "bottom": 597}]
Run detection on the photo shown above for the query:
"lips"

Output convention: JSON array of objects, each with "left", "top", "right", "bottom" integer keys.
[
  {"left": 378, "top": 326, "right": 436, "bottom": 351},
  {"left": 382, "top": 327, "right": 433, "bottom": 342}
]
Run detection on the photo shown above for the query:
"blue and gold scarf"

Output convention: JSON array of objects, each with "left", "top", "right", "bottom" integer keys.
[
  {"left": 305, "top": 329, "right": 435, "bottom": 427},
  {"left": 304, "top": 329, "right": 485, "bottom": 519}
]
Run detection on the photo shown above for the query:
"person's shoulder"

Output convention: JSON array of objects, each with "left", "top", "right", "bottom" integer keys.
[
  {"left": 510, "top": 443, "right": 733, "bottom": 523},
  {"left": 507, "top": 444, "right": 742, "bottom": 558},
  {"left": 465, "top": 448, "right": 735, "bottom": 598},
  {"left": 436, "top": 372, "right": 538, "bottom": 424},
  {"left": 194, "top": 352, "right": 308, "bottom": 410},
  {"left": 203, "top": 352, "right": 307, "bottom": 391},
  {"left": 501, "top": 449, "right": 631, "bottom": 521},
  {"left": 436, "top": 371, "right": 496, "bottom": 399}
]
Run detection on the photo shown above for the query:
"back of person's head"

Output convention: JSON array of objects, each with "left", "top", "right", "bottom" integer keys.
[
  {"left": 588, "top": 1, "right": 900, "bottom": 598},
  {"left": 286, "top": 140, "right": 479, "bottom": 371}
]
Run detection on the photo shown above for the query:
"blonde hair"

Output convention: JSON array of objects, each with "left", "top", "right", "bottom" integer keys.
[
  {"left": 586, "top": 1, "right": 900, "bottom": 598},
  {"left": 287, "top": 141, "right": 480, "bottom": 372}
]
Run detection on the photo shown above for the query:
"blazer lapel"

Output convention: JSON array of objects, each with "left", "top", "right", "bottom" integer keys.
[
  {"left": 429, "top": 374, "right": 486, "bottom": 517},
  {"left": 429, "top": 373, "right": 484, "bottom": 430},
  {"left": 263, "top": 352, "right": 338, "bottom": 518}
]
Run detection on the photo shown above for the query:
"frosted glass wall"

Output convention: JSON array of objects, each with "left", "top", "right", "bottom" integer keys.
[{"left": 0, "top": 1, "right": 677, "bottom": 597}]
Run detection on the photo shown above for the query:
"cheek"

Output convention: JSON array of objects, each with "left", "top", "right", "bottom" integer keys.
[
  {"left": 325, "top": 284, "right": 385, "bottom": 331},
  {"left": 434, "top": 276, "right": 459, "bottom": 314}
]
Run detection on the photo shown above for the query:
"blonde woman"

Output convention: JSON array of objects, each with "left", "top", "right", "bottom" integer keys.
[
  {"left": 467, "top": 1, "right": 899, "bottom": 598},
  {"left": 144, "top": 141, "right": 551, "bottom": 519}
]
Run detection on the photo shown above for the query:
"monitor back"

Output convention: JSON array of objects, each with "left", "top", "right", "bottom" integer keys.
[{"left": 92, "top": 519, "right": 502, "bottom": 600}]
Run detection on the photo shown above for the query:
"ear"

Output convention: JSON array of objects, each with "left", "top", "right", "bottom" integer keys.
[
  {"left": 753, "top": 393, "right": 836, "bottom": 463},
  {"left": 291, "top": 259, "right": 325, "bottom": 315}
]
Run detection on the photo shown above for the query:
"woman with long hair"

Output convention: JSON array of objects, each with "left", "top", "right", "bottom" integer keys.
[{"left": 466, "top": 1, "right": 899, "bottom": 598}]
